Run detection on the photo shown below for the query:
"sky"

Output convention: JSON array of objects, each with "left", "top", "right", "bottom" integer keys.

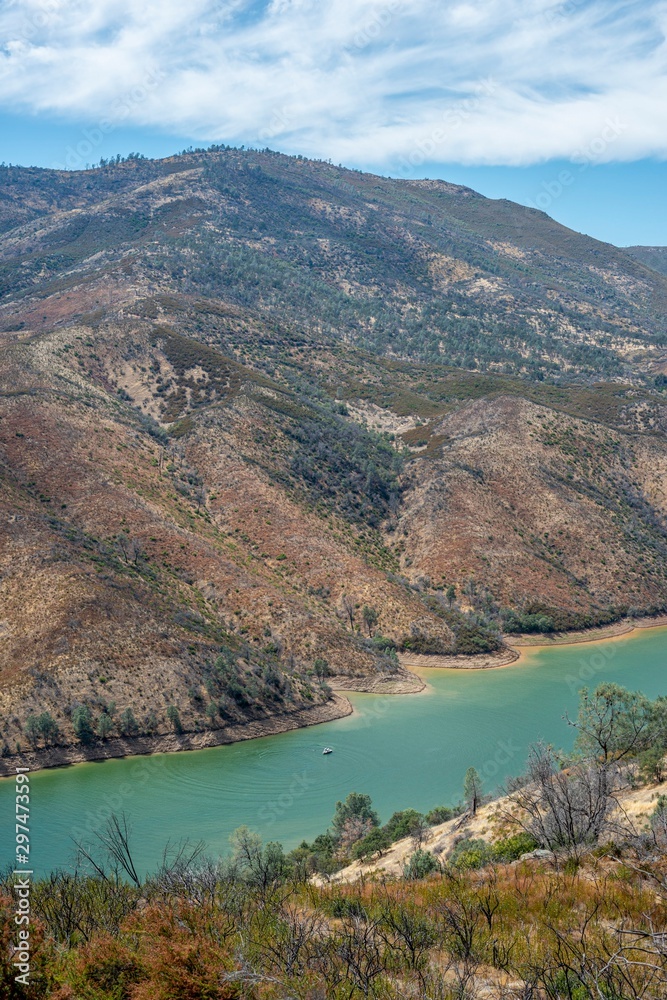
[{"left": 0, "top": 0, "right": 665, "bottom": 246}]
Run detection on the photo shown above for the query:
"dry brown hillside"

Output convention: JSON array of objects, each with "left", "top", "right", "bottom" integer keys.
[
  {"left": 396, "top": 394, "right": 667, "bottom": 612},
  {"left": 2, "top": 150, "right": 667, "bottom": 757}
]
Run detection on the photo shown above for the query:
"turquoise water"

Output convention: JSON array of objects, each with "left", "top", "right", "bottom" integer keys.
[{"left": 2, "top": 627, "right": 666, "bottom": 875}]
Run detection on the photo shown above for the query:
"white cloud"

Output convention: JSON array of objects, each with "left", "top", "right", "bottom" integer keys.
[{"left": 0, "top": 0, "right": 666, "bottom": 165}]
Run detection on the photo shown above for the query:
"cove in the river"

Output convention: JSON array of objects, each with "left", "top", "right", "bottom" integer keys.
[{"left": 2, "top": 627, "right": 667, "bottom": 875}]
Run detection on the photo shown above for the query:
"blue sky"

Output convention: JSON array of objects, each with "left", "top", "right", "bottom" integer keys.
[{"left": 1, "top": 0, "right": 665, "bottom": 246}]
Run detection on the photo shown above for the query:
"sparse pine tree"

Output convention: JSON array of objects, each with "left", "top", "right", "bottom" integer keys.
[
  {"left": 97, "top": 713, "right": 113, "bottom": 740},
  {"left": 24, "top": 715, "right": 41, "bottom": 746},
  {"left": 167, "top": 705, "right": 182, "bottom": 734},
  {"left": 72, "top": 705, "right": 95, "bottom": 744},
  {"left": 362, "top": 605, "right": 379, "bottom": 636},
  {"left": 313, "top": 657, "right": 330, "bottom": 680},
  {"left": 144, "top": 710, "right": 158, "bottom": 734},
  {"left": 37, "top": 712, "right": 59, "bottom": 745},
  {"left": 119, "top": 707, "right": 138, "bottom": 737},
  {"left": 463, "top": 766, "right": 483, "bottom": 815}
]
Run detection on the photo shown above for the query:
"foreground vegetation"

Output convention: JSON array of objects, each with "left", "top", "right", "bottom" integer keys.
[
  {"left": 5, "top": 844, "right": 667, "bottom": 999},
  {"left": 5, "top": 684, "right": 667, "bottom": 998}
]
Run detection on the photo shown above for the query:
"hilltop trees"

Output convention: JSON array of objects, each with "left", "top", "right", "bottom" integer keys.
[{"left": 332, "top": 792, "right": 380, "bottom": 854}]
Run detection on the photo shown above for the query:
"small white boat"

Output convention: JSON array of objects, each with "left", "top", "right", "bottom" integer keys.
[{"left": 322, "top": 747, "right": 333, "bottom": 755}]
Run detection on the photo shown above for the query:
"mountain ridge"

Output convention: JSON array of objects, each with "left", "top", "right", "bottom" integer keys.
[{"left": 3, "top": 148, "right": 667, "bottom": 759}]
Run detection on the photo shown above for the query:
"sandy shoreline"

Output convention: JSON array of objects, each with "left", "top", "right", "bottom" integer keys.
[
  {"left": 509, "top": 615, "right": 667, "bottom": 661},
  {"left": 329, "top": 671, "right": 426, "bottom": 694},
  {"left": 399, "top": 614, "right": 667, "bottom": 671},
  {"left": 398, "top": 647, "right": 520, "bottom": 671}
]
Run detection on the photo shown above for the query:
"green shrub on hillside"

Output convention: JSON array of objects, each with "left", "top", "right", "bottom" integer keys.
[{"left": 404, "top": 848, "right": 440, "bottom": 879}]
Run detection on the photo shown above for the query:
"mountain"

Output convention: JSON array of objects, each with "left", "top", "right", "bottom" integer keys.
[
  {"left": 3, "top": 148, "right": 667, "bottom": 758},
  {"left": 625, "top": 245, "right": 667, "bottom": 277}
]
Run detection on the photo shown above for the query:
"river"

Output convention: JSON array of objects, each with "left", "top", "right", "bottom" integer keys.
[{"left": 2, "top": 627, "right": 666, "bottom": 874}]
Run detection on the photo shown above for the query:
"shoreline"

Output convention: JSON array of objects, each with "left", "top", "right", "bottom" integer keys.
[
  {"left": 0, "top": 668, "right": 424, "bottom": 778},
  {"left": 398, "top": 647, "right": 520, "bottom": 671},
  {"left": 0, "top": 693, "right": 353, "bottom": 779},
  {"left": 400, "top": 614, "right": 667, "bottom": 671},
  {"left": 509, "top": 614, "right": 667, "bottom": 660},
  {"left": 4, "top": 617, "right": 667, "bottom": 777},
  {"left": 329, "top": 671, "right": 426, "bottom": 694}
]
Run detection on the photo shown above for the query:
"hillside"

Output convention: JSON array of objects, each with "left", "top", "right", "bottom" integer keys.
[
  {"left": 327, "top": 763, "right": 667, "bottom": 884},
  {"left": 3, "top": 148, "right": 667, "bottom": 756},
  {"left": 626, "top": 245, "right": 667, "bottom": 277}
]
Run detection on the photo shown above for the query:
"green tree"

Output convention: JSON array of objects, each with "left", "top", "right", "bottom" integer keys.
[
  {"left": 166, "top": 705, "right": 182, "bottom": 734},
  {"left": 572, "top": 684, "right": 653, "bottom": 762},
  {"left": 313, "top": 657, "right": 330, "bottom": 680},
  {"left": 96, "top": 713, "right": 113, "bottom": 740},
  {"left": 639, "top": 746, "right": 665, "bottom": 784},
  {"left": 446, "top": 584, "right": 456, "bottom": 608},
  {"left": 331, "top": 792, "right": 379, "bottom": 842},
  {"left": 449, "top": 837, "right": 493, "bottom": 870},
  {"left": 25, "top": 711, "right": 60, "bottom": 746},
  {"left": 230, "top": 826, "right": 289, "bottom": 888},
  {"left": 72, "top": 705, "right": 95, "bottom": 744},
  {"left": 144, "top": 710, "right": 158, "bottom": 734},
  {"left": 384, "top": 809, "right": 425, "bottom": 843},
  {"left": 362, "top": 605, "right": 379, "bottom": 636},
  {"left": 24, "top": 715, "right": 41, "bottom": 746},
  {"left": 491, "top": 832, "right": 539, "bottom": 862},
  {"left": 37, "top": 712, "right": 59, "bottom": 745},
  {"left": 119, "top": 707, "right": 138, "bottom": 737},
  {"left": 463, "top": 766, "right": 483, "bottom": 815},
  {"left": 351, "top": 827, "right": 391, "bottom": 861},
  {"left": 425, "top": 805, "right": 457, "bottom": 825}
]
